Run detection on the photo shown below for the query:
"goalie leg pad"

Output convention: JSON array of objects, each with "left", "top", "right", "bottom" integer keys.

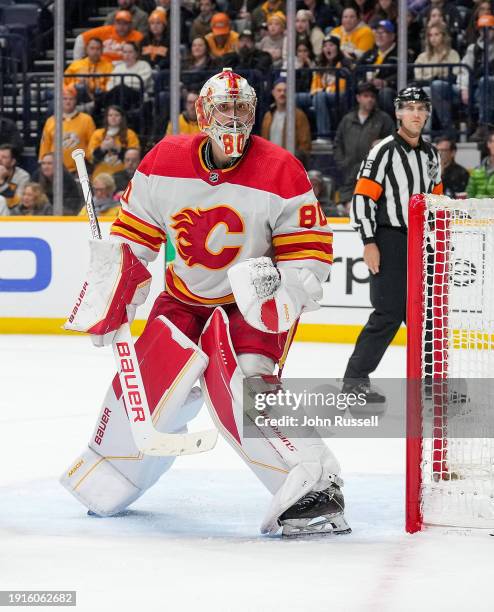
[
  {"left": 60, "top": 446, "right": 142, "bottom": 517},
  {"left": 200, "top": 307, "right": 341, "bottom": 532},
  {"left": 200, "top": 308, "right": 288, "bottom": 492},
  {"left": 60, "top": 316, "right": 207, "bottom": 515}
]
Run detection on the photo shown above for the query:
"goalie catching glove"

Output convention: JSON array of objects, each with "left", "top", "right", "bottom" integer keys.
[
  {"left": 64, "top": 240, "right": 151, "bottom": 346},
  {"left": 227, "top": 257, "right": 322, "bottom": 333}
]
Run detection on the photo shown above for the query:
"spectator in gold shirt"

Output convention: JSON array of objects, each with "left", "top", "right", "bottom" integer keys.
[
  {"left": 330, "top": 4, "right": 374, "bottom": 60},
  {"left": 64, "top": 37, "right": 113, "bottom": 113},
  {"left": 88, "top": 105, "right": 140, "bottom": 177},
  {"left": 38, "top": 86, "right": 96, "bottom": 174}
]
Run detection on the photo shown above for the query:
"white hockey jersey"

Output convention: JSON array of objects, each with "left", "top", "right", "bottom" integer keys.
[{"left": 111, "top": 133, "right": 333, "bottom": 306}]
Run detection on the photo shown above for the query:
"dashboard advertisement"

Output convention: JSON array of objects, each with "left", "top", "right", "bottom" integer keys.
[{"left": 0, "top": 218, "right": 385, "bottom": 340}]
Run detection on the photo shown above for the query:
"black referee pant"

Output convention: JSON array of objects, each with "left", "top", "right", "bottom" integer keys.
[{"left": 343, "top": 227, "right": 407, "bottom": 382}]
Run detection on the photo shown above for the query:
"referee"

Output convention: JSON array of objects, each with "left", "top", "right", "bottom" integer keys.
[{"left": 342, "top": 87, "right": 443, "bottom": 400}]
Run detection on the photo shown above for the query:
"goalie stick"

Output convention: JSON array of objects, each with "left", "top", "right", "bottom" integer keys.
[{"left": 71, "top": 148, "right": 218, "bottom": 457}]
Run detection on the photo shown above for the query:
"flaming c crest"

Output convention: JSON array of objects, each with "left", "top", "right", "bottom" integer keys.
[{"left": 170, "top": 205, "right": 244, "bottom": 269}]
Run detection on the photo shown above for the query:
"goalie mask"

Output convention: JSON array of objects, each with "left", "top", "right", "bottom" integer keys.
[{"left": 196, "top": 68, "right": 257, "bottom": 158}]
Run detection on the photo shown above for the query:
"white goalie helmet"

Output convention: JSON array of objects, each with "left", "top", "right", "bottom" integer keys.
[{"left": 196, "top": 68, "right": 257, "bottom": 158}]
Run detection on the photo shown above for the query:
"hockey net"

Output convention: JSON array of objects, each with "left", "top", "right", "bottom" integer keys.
[{"left": 407, "top": 193, "right": 494, "bottom": 533}]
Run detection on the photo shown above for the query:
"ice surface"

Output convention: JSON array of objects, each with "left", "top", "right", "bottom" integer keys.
[{"left": 1, "top": 336, "right": 493, "bottom": 612}]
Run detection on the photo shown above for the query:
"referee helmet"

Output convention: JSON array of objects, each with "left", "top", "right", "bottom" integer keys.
[{"left": 394, "top": 87, "right": 431, "bottom": 112}]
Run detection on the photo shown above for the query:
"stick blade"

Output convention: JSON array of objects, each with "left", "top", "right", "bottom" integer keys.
[{"left": 142, "top": 429, "right": 218, "bottom": 456}]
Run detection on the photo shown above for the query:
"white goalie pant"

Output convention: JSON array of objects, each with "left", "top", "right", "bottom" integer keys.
[
  {"left": 200, "top": 308, "right": 341, "bottom": 534},
  {"left": 60, "top": 316, "right": 207, "bottom": 517}
]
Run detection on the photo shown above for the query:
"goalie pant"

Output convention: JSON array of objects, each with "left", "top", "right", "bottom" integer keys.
[{"left": 61, "top": 293, "right": 340, "bottom": 534}]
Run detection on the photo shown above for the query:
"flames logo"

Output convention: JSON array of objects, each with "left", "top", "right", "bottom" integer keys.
[
  {"left": 170, "top": 205, "right": 244, "bottom": 269},
  {"left": 218, "top": 70, "right": 241, "bottom": 95}
]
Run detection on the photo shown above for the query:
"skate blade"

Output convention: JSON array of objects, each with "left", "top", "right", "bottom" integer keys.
[{"left": 281, "top": 513, "right": 352, "bottom": 538}]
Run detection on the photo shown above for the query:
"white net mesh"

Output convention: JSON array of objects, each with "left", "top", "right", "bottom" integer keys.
[{"left": 419, "top": 195, "right": 494, "bottom": 528}]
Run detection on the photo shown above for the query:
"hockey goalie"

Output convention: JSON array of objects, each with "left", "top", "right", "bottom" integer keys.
[{"left": 61, "top": 68, "right": 351, "bottom": 537}]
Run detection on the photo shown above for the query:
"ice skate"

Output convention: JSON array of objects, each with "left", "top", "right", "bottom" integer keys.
[
  {"left": 342, "top": 380, "right": 386, "bottom": 404},
  {"left": 278, "top": 482, "right": 351, "bottom": 538}
]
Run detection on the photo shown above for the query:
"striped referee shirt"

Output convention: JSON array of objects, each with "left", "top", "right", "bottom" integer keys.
[{"left": 351, "top": 133, "right": 443, "bottom": 243}]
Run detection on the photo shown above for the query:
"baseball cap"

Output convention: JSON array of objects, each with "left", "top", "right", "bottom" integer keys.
[
  {"left": 239, "top": 29, "right": 254, "bottom": 39},
  {"left": 374, "top": 19, "right": 395, "bottom": 33},
  {"left": 477, "top": 14, "right": 494, "bottom": 28},
  {"left": 211, "top": 12, "right": 231, "bottom": 34},
  {"left": 323, "top": 34, "right": 341, "bottom": 47},
  {"left": 114, "top": 10, "right": 132, "bottom": 23}
]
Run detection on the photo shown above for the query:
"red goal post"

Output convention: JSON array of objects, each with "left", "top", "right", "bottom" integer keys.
[{"left": 406, "top": 193, "right": 494, "bottom": 533}]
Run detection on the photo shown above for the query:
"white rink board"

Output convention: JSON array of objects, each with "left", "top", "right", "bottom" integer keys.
[
  {"left": 310, "top": 222, "right": 375, "bottom": 326},
  {"left": 0, "top": 218, "right": 375, "bottom": 326},
  {"left": 0, "top": 220, "right": 165, "bottom": 320}
]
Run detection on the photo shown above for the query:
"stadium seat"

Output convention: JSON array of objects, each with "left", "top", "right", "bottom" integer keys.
[
  {"left": 0, "top": 4, "right": 40, "bottom": 29},
  {"left": 0, "top": 4, "right": 42, "bottom": 66}
]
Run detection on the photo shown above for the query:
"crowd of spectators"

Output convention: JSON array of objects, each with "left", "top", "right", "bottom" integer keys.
[
  {"left": 1, "top": 0, "right": 494, "bottom": 217},
  {"left": 88, "top": 104, "right": 141, "bottom": 176}
]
